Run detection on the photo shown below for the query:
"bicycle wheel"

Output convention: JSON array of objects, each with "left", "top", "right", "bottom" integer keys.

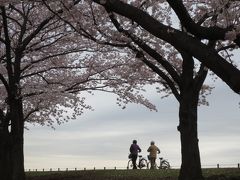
[
  {"left": 127, "top": 159, "right": 133, "bottom": 169},
  {"left": 160, "top": 160, "right": 170, "bottom": 169},
  {"left": 147, "top": 162, "right": 150, "bottom": 169},
  {"left": 139, "top": 158, "right": 148, "bottom": 169}
]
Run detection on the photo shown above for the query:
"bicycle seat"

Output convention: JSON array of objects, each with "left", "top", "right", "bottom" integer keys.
[
  {"left": 139, "top": 155, "right": 142, "bottom": 158},
  {"left": 159, "top": 157, "right": 163, "bottom": 160}
]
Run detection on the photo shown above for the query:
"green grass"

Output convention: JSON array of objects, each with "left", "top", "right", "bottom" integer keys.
[
  {"left": 26, "top": 168, "right": 240, "bottom": 180},
  {"left": 26, "top": 169, "right": 178, "bottom": 177},
  {"left": 202, "top": 168, "right": 240, "bottom": 178}
]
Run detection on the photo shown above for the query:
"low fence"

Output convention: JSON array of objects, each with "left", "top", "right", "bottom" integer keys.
[
  {"left": 26, "top": 163, "right": 240, "bottom": 172},
  {"left": 26, "top": 166, "right": 123, "bottom": 172}
]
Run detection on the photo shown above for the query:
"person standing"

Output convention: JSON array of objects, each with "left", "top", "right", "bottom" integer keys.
[
  {"left": 147, "top": 141, "right": 160, "bottom": 169},
  {"left": 129, "top": 140, "right": 141, "bottom": 169}
]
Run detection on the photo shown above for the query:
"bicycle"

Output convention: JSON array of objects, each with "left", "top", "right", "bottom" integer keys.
[
  {"left": 158, "top": 157, "right": 171, "bottom": 169},
  {"left": 127, "top": 154, "right": 148, "bottom": 169},
  {"left": 147, "top": 156, "right": 170, "bottom": 169}
]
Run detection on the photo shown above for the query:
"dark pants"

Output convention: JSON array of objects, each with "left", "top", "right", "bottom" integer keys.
[
  {"left": 132, "top": 154, "right": 138, "bottom": 169},
  {"left": 150, "top": 157, "right": 156, "bottom": 169}
]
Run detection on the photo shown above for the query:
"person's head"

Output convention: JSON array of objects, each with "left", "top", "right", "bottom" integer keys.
[
  {"left": 150, "top": 141, "right": 155, "bottom": 145},
  {"left": 133, "top": 140, "right": 137, "bottom": 144}
]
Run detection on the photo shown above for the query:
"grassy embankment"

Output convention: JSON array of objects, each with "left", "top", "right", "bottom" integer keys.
[{"left": 26, "top": 168, "right": 240, "bottom": 180}]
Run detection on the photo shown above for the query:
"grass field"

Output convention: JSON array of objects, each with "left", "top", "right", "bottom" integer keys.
[{"left": 26, "top": 168, "right": 240, "bottom": 180}]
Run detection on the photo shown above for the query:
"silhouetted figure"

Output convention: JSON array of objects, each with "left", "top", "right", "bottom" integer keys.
[
  {"left": 147, "top": 141, "right": 160, "bottom": 169},
  {"left": 129, "top": 140, "right": 141, "bottom": 169}
]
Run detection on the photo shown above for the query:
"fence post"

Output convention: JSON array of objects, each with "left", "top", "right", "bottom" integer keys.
[
  {"left": 75, "top": 168, "right": 77, "bottom": 171},
  {"left": 238, "top": 163, "right": 240, "bottom": 168},
  {"left": 104, "top": 167, "right": 106, "bottom": 170},
  {"left": 58, "top": 168, "right": 60, "bottom": 171},
  {"left": 114, "top": 167, "right": 116, "bottom": 170},
  {"left": 43, "top": 168, "right": 44, "bottom": 172},
  {"left": 217, "top": 164, "right": 220, "bottom": 168},
  {"left": 50, "top": 168, "right": 52, "bottom": 171},
  {"left": 84, "top": 168, "right": 86, "bottom": 171},
  {"left": 66, "top": 168, "right": 68, "bottom": 171},
  {"left": 94, "top": 167, "right": 95, "bottom": 170},
  {"left": 35, "top": 169, "right": 37, "bottom": 172}
]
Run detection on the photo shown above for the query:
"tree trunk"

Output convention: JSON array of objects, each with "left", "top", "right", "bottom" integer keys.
[
  {"left": 178, "top": 90, "right": 204, "bottom": 180},
  {"left": 11, "top": 136, "right": 25, "bottom": 180},
  {"left": 0, "top": 97, "right": 25, "bottom": 180},
  {"left": 10, "top": 98, "right": 25, "bottom": 180},
  {"left": 0, "top": 125, "right": 12, "bottom": 180},
  {"left": 0, "top": 127, "right": 25, "bottom": 180}
]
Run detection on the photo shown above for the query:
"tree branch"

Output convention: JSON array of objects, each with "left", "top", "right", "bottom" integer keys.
[
  {"left": 92, "top": 0, "right": 240, "bottom": 94},
  {"left": 0, "top": 73, "right": 10, "bottom": 95},
  {"left": 166, "top": 0, "right": 240, "bottom": 46},
  {"left": 135, "top": 51, "right": 180, "bottom": 101},
  {"left": 106, "top": 9, "right": 181, "bottom": 86},
  {"left": 0, "top": 6, "right": 14, "bottom": 85}
]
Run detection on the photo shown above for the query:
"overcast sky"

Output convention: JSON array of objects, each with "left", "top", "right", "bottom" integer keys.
[{"left": 24, "top": 77, "right": 240, "bottom": 170}]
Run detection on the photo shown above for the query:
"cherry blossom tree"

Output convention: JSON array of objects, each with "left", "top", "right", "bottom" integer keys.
[
  {"left": 0, "top": 1, "right": 157, "bottom": 180},
  {"left": 46, "top": 1, "right": 238, "bottom": 179},
  {"left": 89, "top": 1, "right": 239, "bottom": 179},
  {"left": 1, "top": 0, "right": 240, "bottom": 89},
  {"left": 1, "top": 1, "right": 240, "bottom": 180},
  {"left": 42, "top": 1, "right": 215, "bottom": 179},
  {"left": 91, "top": 0, "right": 240, "bottom": 94}
]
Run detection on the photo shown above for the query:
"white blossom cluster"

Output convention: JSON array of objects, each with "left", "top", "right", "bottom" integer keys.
[
  {"left": 0, "top": 0, "right": 160, "bottom": 128},
  {"left": 183, "top": 0, "right": 240, "bottom": 40},
  {"left": 1, "top": 0, "right": 239, "bottom": 129}
]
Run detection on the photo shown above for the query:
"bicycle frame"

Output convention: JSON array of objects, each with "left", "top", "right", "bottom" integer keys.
[
  {"left": 158, "top": 157, "right": 171, "bottom": 169},
  {"left": 127, "top": 155, "right": 148, "bottom": 169}
]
